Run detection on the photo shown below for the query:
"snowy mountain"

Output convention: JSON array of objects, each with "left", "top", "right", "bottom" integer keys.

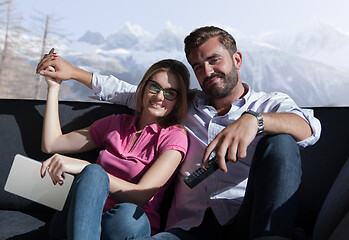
[
  {"left": 258, "top": 18, "right": 349, "bottom": 70},
  {"left": 240, "top": 43, "right": 348, "bottom": 107},
  {"left": 78, "top": 31, "right": 104, "bottom": 45},
  {"left": 79, "top": 22, "right": 184, "bottom": 53},
  {"left": 152, "top": 23, "right": 183, "bottom": 51},
  {"left": 102, "top": 22, "right": 152, "bottom": 50},
  {"left": 18, "top": 20, "right": 349, "bottom": 107}
]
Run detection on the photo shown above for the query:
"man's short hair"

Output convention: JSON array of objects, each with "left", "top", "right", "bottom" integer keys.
[{"left": 184, "top": 26, "right": 237, "bottom": 62}]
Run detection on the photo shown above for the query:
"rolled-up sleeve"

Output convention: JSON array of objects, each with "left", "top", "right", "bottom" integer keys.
[
  {"left": 253, "top": 91, "right": 322, "bottom": 148},
  {"left": 294, "top": 108, "right": 322, "bottom": 148}
]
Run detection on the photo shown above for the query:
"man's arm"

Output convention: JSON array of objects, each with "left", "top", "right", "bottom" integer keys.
[
  {"left": 202, "top": 112, "right": 312, "bottom": 172},
  {"left": 263, "top": 112, "right": 312, "bottom": 141},
  {"left": 92, "top": 73, "right": 137, "bottom": 109},
  {"left": 36, "top": 48, "right": 137, "bottom": 109},
  {"left": 36, "top": 49, "right": 93, "bottom": 89}
]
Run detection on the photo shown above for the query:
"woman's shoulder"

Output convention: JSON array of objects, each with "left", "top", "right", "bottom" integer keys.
[
  {"left": 157, "top": 124, "right": 188, "bottom": 153},
  {"left": 161, "top": 124, "right": 187, "bottom": 135},
  {"left": 93, "top": 113, "right": 134, "bottom": 129},
  {"left": 105, "top": 113, "right": 134, "bottom": 122}
]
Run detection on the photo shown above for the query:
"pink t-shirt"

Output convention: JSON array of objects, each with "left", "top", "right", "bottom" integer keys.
[{"left": 89, "top": 114, "right": 188, "bottom": 234}]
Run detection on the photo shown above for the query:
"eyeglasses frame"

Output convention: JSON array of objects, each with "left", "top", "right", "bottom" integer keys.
[{"left": 145, "top": 79, "right": 181, "bottom": 101}]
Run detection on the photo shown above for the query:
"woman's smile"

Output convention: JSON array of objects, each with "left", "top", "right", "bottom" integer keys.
[{"left": 150, "top": 101, "right": 165, "bottom": 109}]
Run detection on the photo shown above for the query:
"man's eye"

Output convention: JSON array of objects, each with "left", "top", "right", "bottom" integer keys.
[
  {"left": 210, "top": 58, "right": 219, "bottom": 63},
  {"left": 194, "top": 65, "right": 202, "bottom": 72}
]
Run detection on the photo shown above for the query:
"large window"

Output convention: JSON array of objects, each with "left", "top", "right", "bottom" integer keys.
[{"left": 1, "top": 0, "right": 348, "bottom": 107}]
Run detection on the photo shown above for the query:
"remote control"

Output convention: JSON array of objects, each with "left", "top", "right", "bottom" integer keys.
[{"left": 184, "top": 157, "right": 221, "bottom": 189}]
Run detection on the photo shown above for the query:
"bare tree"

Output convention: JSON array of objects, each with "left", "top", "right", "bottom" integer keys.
[
  {"left": 0, "top": 0, "right": 36, "bottom": 100},
  {"left": 34, "top": 14, "right": 49, "bottom": 98},
  {"left": 0, "top": 0, "right": 24, "bottom": 76},
  {"left": 30, "top": 11, "right": 65, "bottom": 99},
  {"left": 0, "top": 1, "right": 65, "bottom": 100},
  {"left": 0, "top": 0, "right": 12, "bottom": 75}
]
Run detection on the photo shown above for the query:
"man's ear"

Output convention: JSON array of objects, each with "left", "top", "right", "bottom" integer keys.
[{"left": 233, "top": 51, "right": 242, "bottom": 70}]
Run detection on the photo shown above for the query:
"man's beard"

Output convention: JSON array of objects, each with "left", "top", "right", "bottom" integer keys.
[{"left": 202, "top": 69, "right": 238, "bottom": 99}]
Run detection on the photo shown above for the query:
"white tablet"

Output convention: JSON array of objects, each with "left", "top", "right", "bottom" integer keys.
[{"left": 4, "top": 154, "right": 74, "bottom": 211}]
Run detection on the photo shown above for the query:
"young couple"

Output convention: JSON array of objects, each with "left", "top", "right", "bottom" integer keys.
[{"left": 37, "top": 26, "right": 321, "bottom": 240}]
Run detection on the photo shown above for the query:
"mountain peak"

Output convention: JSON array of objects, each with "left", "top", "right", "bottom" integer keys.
[
  {"left": 257, "top": 16, "right": 349, "bottom": 68},
  {"left": 119, "top": 22, "right": 149, "bottom": 37},
  {"left": 78, "top": 31, "right": 105, "bottom": 45}
]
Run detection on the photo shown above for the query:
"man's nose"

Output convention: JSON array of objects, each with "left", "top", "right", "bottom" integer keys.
[{"left": 204, "top": 62, "right": 214, "bottom": 76}]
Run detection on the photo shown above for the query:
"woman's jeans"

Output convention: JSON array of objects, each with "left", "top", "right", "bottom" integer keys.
[
  {"left": 138, "top": 134, "right": 302, "bottom": 240},
  {"left": 49, "top": 164, "right": 151, "bottom": 240}
]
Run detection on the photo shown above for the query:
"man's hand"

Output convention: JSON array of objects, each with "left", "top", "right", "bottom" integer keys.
[
  {"left": 36, "top": 48, "right": 93, "bottom": 89},
  {"left": 202, "top": 113, "right": 259, "bottom": 172},
  {"left": 36, "top": 48, "right": 56, "bottom": 74},
  {"left": 202, "top": 111, "right": 313, "bottom": 172},
  {"left": 36, "top": 48, "right": 77, "bottom": 82}
]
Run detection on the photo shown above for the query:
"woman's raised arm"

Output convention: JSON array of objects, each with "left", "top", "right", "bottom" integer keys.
[{"left": 41, "top": 67, "right": 97, "bottom": 154}]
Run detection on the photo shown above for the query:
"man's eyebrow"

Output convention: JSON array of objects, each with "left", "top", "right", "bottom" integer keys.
[
  {"left": 207, "top": 54, "right": 221, "bottom": 60},
  {"left": 191, "top": 54, "right": 221, "bottom": 67},
  {"left": 191, "top": 62, "right": 200, "bottom": 68}
]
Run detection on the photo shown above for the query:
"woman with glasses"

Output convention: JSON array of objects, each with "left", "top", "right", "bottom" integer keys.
[{"left": 39, "top": 58, "right": 190, "bottom": 240}]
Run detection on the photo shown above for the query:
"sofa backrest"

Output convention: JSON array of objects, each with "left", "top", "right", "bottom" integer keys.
[{"left": 299, "top": 107, "right": 349, "bottom": 233}]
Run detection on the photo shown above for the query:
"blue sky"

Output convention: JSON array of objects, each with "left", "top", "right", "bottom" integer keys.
[{"left": 16, "top": 0, "right": 349, "bottom": 40}]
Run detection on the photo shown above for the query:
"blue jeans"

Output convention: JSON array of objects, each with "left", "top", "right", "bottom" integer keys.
[
  {"left": 49, "top": 164, "right": 151, "bottom": 240},
  {"left": 137, "top": 134, "right": 301, "bottom": 240}
]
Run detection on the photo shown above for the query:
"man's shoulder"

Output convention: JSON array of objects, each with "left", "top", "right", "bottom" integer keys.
[{"left": 249, "top": 89, "right": 291, "bottom": 100}]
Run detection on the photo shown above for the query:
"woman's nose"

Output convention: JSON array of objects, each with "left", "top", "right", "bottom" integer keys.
[{"left": 155, "top": 90, "right": 165, "bottom": 100}]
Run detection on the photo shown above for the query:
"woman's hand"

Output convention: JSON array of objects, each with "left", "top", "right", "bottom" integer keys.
[
  {"left": 45, "top": 65, "right": 62, "bottom": 88},
  {"left": 40, "top": 154, "right": 90, "bottom": 185}
]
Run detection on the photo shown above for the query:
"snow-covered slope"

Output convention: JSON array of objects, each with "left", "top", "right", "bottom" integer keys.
[{"left": 258, "top": 18, "right": 349, "bottom": 70}]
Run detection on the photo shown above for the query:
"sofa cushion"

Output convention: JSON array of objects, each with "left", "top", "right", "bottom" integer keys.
[{"left": 0, "top": 210, "right": 52, "bottom": 239}]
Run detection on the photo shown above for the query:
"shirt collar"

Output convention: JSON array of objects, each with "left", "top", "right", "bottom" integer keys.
[
  {"left": 236, "top": 83, "right": 250, "bottom": 106},
  {"left": 194, "top": 83, "right": 251, "bottom": 110},
  {"left": 129, "top": 115, "right": 161, "bottom": 133}
]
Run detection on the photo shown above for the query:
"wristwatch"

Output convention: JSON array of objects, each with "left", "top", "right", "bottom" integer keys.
[{"left": 242, "top": 110, "right": 264, "bottom": 135}]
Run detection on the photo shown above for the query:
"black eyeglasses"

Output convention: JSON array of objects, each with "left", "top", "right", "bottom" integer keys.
[{"left": 146, "top": 80, "right": 181, "bottom": 101}]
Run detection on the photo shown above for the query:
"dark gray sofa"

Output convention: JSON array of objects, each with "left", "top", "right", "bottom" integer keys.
[{"left": 0, "top": 99, "right": 348, "bottom": 239}]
